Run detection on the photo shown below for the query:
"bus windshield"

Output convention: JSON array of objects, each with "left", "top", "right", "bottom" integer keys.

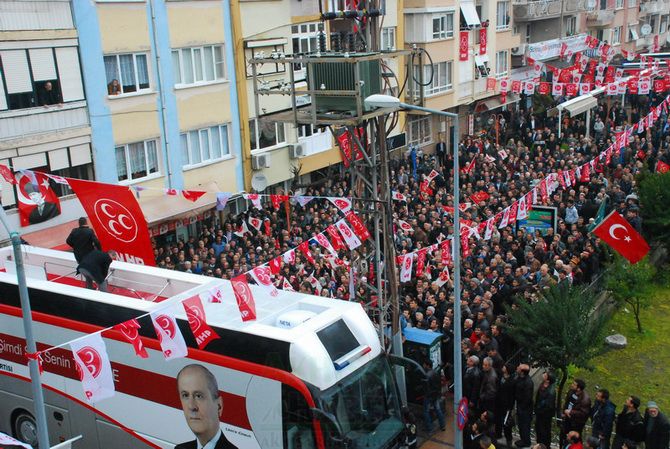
[{"left": 318, "top": 355, "right": 404, "bottom": 449}]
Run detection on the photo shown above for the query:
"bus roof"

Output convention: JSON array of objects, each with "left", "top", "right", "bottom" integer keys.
[{"left": 0, "top": 245, "right": 381, "bottom": 390}]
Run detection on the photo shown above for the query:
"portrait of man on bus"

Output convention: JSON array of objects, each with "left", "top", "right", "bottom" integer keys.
[{"left": 176, "top": 364, "right": 239, "bottom": 449}]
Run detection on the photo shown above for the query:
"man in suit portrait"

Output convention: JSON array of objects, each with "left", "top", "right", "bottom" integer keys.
[
  {"left": 23, "top": 181, "right": 59, "bottom": 225},
  {"left": 176, "top": 364, "right": 239, "bottom": 449}
]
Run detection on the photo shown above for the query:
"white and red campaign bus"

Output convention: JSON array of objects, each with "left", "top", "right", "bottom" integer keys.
[{"left": 0, "top": 246, "right": 405, "bottom": 449}]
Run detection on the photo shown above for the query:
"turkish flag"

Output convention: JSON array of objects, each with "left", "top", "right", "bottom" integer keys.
[
  {"left": 182, "top": 190, "right": 206, "bottom": 202},
  {"left": 182, "top": 295, "right": 220, "bottom": 349},
  {"left": 16, "top": 171, "right": 61, "bottom": 227},
  {"left": 70, "top": 333, "right": 115, "bottom": 403},
  {"left": 150, "top": 307, "right": 188, "bottom": 360},
  {"left": 592, "top": 211, "right": 649, "bottom": 264},
  {"left": 231, "top": 275, "right": 257, "bottom": 321},
  {"left": 0, "top": 164, "right": 16, "bottom": 184},
  {"left": 470, "top": 191, "right": 490, "bottom": 204},
  {"left": 329, "top": 197, "right": 352, "bottom": 213},
  {"left": 657, "top": 160, "right": 670, "bottom": 174},
  {"left": 67, "top": 178, "right": 155, "bottom": 266},
  {"left": 113, "top": 318, "right": 148, "bottom": 358}
]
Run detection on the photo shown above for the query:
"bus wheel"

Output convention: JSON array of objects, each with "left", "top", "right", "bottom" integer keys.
[{"left": 13, "top": 411, "right": 38, "bottom": 448}]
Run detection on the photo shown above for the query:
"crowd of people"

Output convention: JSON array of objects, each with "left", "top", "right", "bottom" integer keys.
[{"left": 134, "top": 89, "right": 670, "bottom": 449}]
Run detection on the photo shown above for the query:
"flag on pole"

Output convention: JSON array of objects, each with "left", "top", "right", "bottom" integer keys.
[{"left": 592, "top": 211, "right": 649, "bottom": 264}]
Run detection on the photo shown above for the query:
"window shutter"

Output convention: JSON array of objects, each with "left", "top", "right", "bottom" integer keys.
[
  {"left": 29, "top": 48, "right": 57, "bottom": 81},
  {"left": 55, "top": 47, "right": 84, "bottom": 102},
  {"left": 0, "top": 50, "right": 32, "bottom": 93}
]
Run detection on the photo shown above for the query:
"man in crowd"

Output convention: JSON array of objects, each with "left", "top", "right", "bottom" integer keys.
[
  {"left": 612, "top": 396, "right": 645, "bottom": 449},
  {"left": 591, "top": 388, "right": 616, "bottom": 449},
  {"left": 561, "top": 379, "right": 592, "bottom": 446}
]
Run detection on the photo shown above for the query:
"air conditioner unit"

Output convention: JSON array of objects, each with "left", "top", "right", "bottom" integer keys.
[
  {"left": 252, "top": 153, "right": 271, "bottom": 170},
  {"left": 289, "top": 143, "right": 306, "bottom": 159},
  {"left": 511, "top": 44, "right": 526, "bottom": 56}
]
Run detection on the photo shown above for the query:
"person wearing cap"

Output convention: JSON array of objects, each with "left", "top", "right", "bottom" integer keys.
[
  {"left": 612, "top": 396, "right": 645, "bottom": 449},
  {"left": 643, "top": 401, "right": 670, "bottom": 449}
]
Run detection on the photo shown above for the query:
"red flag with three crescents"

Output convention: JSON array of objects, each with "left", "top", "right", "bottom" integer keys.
[
  {"left": 113, "top": 318, "right": 148, "bottom": 358},
  {"left": 231, "top": 275, "right": 257, "bottom": 322},
  {"left": 182, "top": 295, "right": 220, "bottom": 349}
]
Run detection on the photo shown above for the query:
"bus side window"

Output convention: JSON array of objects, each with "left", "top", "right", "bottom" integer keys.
[{"left": 282, "top": 385, "right": 317, "bottom": 449}]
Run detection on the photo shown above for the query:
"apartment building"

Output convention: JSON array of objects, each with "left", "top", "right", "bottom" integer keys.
[
  {"left": 403, "top": 0, "right": 520, "bottom": 149},
  {"left": 71, "top": 0, "right": 243, "bottom": 240},
  {"left": 635, "top": 0, "right": 670, "bottom": 51},
  {"left": 0, "top": 0, "right": 92, "bottom": 240}
]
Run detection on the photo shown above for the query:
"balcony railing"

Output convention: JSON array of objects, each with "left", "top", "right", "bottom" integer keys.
[
  {"left": 0, "top": 101, "right": 89, "bottom": 144},
  {"left": 586, "top": 9, "right": 615, "bottom": 26},
  {"left": 513, "top": 0, "right": 583, "bottom": 21},
  {"left": 639, "top": 0, "right": 669, "bottom": 14}
]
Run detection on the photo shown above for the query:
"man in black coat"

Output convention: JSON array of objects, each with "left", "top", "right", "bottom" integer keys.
[
  {"left": 77, "top": 249, "right": 114, "bottom": 292},
  {"left": 66, "top": 217, "right": 101, "bottom": 263},
  {"left": 643, "top": 401, "right": 670, "bottom": 449},
  {"left": 534, "top": 371, "right": 556, "bottom": 447},
  {"left": 463, "top": 355, "right": 482, "bottom": 410},
  {"left": 612, "top": 396, "right": 645, "bottom": 449},
  {"left": 513, "top": 363, "right": 534, "bottom": 448},
  {"left": 591, "top": 388, "right": 616, "bottom": 449}
]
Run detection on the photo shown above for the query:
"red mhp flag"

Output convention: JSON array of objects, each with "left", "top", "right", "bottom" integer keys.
[
  {"left": 336, "top": 219, "right": 362, "bottom": 250},
  {"left": 440, "top": 239, "right": 452, "bottom": 265},
  {"left": 67, "top": 178, "right": 155, "bottom": 266},
  {"left": 297, "top": 241, "right": 316, "bottom": 264},
  {"left": 657, "top": 160, "right": 670, "bottom": 174},
  {"left": 315, "top": 233, "right": 338, "bottom": 257},
  {"left": 231, "top": 275, "right": 257, "bottom": 321},
  {"left": 281, "top": 277, "right": 295, "bottom": 292},
  {"left": 283, "top": 249, "right": 296, "bottom": 265},
  {"left": 150, "top": 307, "right": 188, "bottom": 360},
  {"left": 264, "top": 219, "right": 271, "bottom": 237},
  {"left": 16, "top": 171, "right": 61, "bottom": 227},
  {"left": 234, "top": 221, "right": 249, "bottom": 237},
  {"left": 113, "top": 319, "right": 148, "bottom": 358},
  {"left": 182, "top": 190, "right": 206, "bottom": 202},
  {"left": 399, "top": 254, "right": 414, "bottom": 283},
  {"left": 592, "top": 211, "right": 649, "bottom": 264},
  {"left": 70, "top": 333, "right": 115, "bottom": 403},
  {"left": 416, "top": 248, "right": 428, "bottom": 278},
  {"left": 250, "top": 265, "right": 279, "bottom": 297},
  {"left": 0, "top": 164, "right": 16, "bottom": 184},
  {"left": 329, "top": 197, "right": 353, "bottom": 213},
  {"left": 326, "top": 225, "right": 345, "bottom": 251},
  {"left": 268, "top": 257, "right": 282, "bottom": 274},
  {"left": 182, "top": 295, "right": 220, "bottom": 349},
  {"left": 345, "top": 210, "right": 371, "bottom": 242},
  {"left": 433, "top": 266, "right": 450, "bottom": 288}
]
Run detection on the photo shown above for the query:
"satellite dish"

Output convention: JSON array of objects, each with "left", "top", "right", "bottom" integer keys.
[
  {"left": 640, "top": 24, "right": 652, "bottom": 36},
  {"left": 251, "top": 173, "right": 268, "bottom": 192}
]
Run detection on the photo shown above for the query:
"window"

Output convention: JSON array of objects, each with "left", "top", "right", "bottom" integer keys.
[
  {"left": 650, "top": 15, "right": 658, "bottom": 33},
  {"left": 180, "top": 124, "right": 230, "bottom": 167},
  {"left": 423, "top": 61, "right": 453, "bottom": 95},
  {"left": 407, "top": 116, "right": 432, "bottom": 146},
  {"left": 628, "top": 25, "right": 639, "bottom": 41},
  {"left": 615, "top": 0, "right": 624, "bottom": 8},
  {"left": 661, "top": 16, "right": 668, "bottom": 33},
  {"left": 249, "top": 119, "right": 286, "bottom": 151},
  {"left": 172, "top": 45, "right": 225, "bottom": 86},
  {"left": 496, "top": 1, "right": 510, "bottom": 30},
  {"left": 115, "top": 139, "right": 159, "bottom": 182},
  {"left": 0, "top": 47, "right": 84, "bottom": 111},
  {"left": 612, "top": 26, "right": 622, "bottom": 44},
  {"left": 495, "top": 51, "right": 508, "bottom": 78},
  {"left": 432, "top": 13, "right": 454, "bottom": 40},
  {"left": 292, "top": 22, "right": 323, "bottom": 73},
  {"left": 628, "top": 0, "right": 636, "bottom": 7},
  {"left": 381, "top": 27, "right": 396, "bottom": 50},
  {"left": 104, "top": 53, "right": 150, "bottom": 95},
  {"left": 565, "top": 16, "right": 577, "bottom": 36}
]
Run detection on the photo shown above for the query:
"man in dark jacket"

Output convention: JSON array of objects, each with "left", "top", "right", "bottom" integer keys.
[
  {"left": 514, "top": 364, "right": 534, "bottom": 448},
  {"left": 479, "top": 356, "right": 498, "bottom": 414},
  {"left": 643, "top": 401, "right": 670, "bottom": 449},
  {"left": 591, "top": 388, "right": 616, "bottom": 449},
  {"left": 77, "top": 249, "right": 115, "bottom": 292},
  {"left": 463, "top": 355, "right": 482, "bottom": 410},
  {"left": 66, "top": 217, "right": 101, "bottom": 263},
  {"left": 612, "top": 396, "right": 645, "bottom": 449},
  {"left": 422, "top": 359, "right": 446, "bottom": 432},
  {"left": 561, "top": 379, "right": 592, "bottom": 447},
  {"left": 534, "top": 371, "right": 556, "bottom": 447}
]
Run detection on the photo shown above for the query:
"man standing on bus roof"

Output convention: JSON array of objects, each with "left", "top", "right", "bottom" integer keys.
[
  {"left": 66, "top": 217, "right": 101, "bottom": 263},
  {"left": 176, "top": 364, "right": 239, "bottom": 449}
]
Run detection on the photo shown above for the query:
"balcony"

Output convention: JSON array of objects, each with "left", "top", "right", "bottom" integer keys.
[
  {"left": 639, "top": 0, "right": 669, "bottom": 14},
  {"left": 0, "top": 101, "right": 89, "bottom": 144},
  {"left": 513, "top": 0, "right": 583, "bottom": 21},
  {"left": 586, "top": 9, "right": 615, "bottom": 27}
]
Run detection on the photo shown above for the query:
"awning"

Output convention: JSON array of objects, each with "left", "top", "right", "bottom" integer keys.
[
  {"left": 460, "top": 1, "right": 481, "bottom": 27},
  {"left": 475, "top": 93, "right": 520, "bottom": 112},
  {"left": 558, "top": 95, "right": 598, "bottom": 116},
  {"left": 140, "top": 181, "right": 221, "bottom": 226}
]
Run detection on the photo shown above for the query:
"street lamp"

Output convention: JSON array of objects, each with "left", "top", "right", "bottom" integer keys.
[{"left": 364, "top": 94, "right": 464, "bottom": 449}]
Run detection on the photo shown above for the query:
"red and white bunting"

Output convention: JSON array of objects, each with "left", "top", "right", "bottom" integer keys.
[
  {"left": 398, "top": 220, "right": 413, "bottom": 233},
  {"left": 345, "top": 210, "right": 371, "bottom": 242},
  {"left": 205, "top": 285, "right": 223, "bottom": 303},
  {"left": 517, "top": 195, "right": 529, "bottom": 220},
  {"left": 336, "top": 219, "right": 362, "bottom": 250},
  {"left": 250, "top": 266, "right": 279, "bottom": 297},
  {"left": 283, "top": 249, "right": 296, "bottom": 265},
  {"left": 498, "top": 207, "right": 511, "bottom": 229},
  {"left": 295, "top": 195, "right": 314, "bottom": 207},
  {"left": 113, "top": 319, "right": 148, "bottom": 358},
  {"left": 440, "top": 239, "right": 452, "bottom": 265},
  {"left": 248, "top": 216, "right": 262, "bottom": 231},
  {"left": 326, "top": 225, "right": 346, "bottom": 251},
  {"left": 416, "top": 248, "right": 428, "bottom": 278},
  {"left": 231, "top": 275, "right": 257, "bottom": 322},
  {"left": 433, "top": 266, "right": 450, "bottom": 288},
  {"left": 234, "top": 221, "right": 250, "bottom": 237},
  {"left": 150, "top": 307, "right": 188, "bottom": 360},
  {"left": 71, "top": 333, "right": 115, "bottom": 403},
  {"left": 328, "top": 197, "right": 352, "bottom": 213},
  {"left": 306, "top": 272, "right": 323, "bottom": 294},
  {"left": 315, "top": 233, "right": 338, "bottom": 258},
  {"left": 270, "top": 194, "right": 288, "bottom": 210},
  {"left": 182, "top": 190, "right": 206, "bottom": 202},
  {"left": 268, "top": 257, "right": 282, "bottom": 275},
  {"left": 182, "top": 295, "right": 220, "bottom": 349},
  {"left": 399, "top": 253, "right": 414, "bottom": 283},
  {"left": 392, "top": 191, "right": 407, "bottom": 201},
  {"left": 243, "top": 193, "right": 263, "bottom": 210},
  {"left": 484, "top": 217, "right": 495, "bottom": 240},
  {"left": 297, "top": 241, "right": 316, "bottom": 264}
]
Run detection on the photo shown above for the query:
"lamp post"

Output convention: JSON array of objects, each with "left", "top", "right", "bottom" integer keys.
[
  {"left": 0, "top": 209, "right": 50, "bottom": 449},
  {"left": 364, "top": 94, "right": 463, "bottom": 449}
]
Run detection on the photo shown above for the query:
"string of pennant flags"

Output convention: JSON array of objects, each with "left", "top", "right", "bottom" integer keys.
[
  {"left": 391, "top": 94, "right": 670, "bottom": 288},
  {"left": 485, "top": 34, "right": 670, "bottom": 99}
]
